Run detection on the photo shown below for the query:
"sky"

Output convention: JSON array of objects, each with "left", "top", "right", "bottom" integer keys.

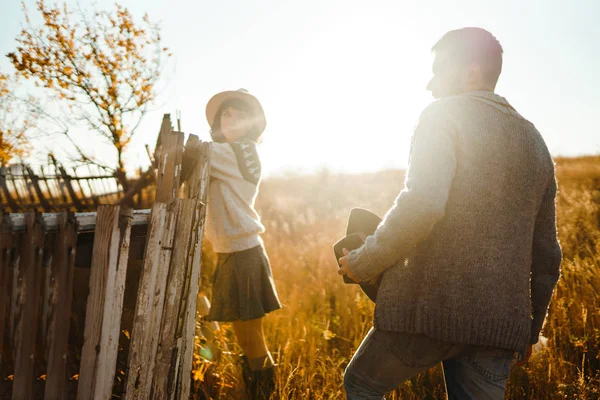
[{"left": 1, "top": 0, "right": 599, "bottom": 177}]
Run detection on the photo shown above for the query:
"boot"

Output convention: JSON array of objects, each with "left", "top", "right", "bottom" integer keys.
[
  {"left": 240, "top": 355, "right": 276, "bottom": 400},
  {"left": 240, "top": 355, "right": 254, "bottom": 396},
  {"left": 252, "top": 366, "right": 275, "bottom": 400}
]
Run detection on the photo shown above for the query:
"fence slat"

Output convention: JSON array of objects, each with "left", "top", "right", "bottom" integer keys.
[
  {"left": 0, "top": 213, "right": 12, "bottom": 378},
  {"left": 2, "top": 163, "right": 138, "bottom": 213},
  {"left": 153, "top": 114, "right": 173, "bottom": 165},
  {"left": 0, "top": 168, "right": 20, "bottom": 212},
  {"left": 9, "top": 240, "right": 20, "bottom": 368},
  {"left": 124, "top": 201, "right": 179, "bottom": 399},
  {"left": 26, "top": 167, "right": 51, "bottom": 211},
  {"left": 22, "top": 173, "right": 37, "bottom": 205},
  {"left": 58, "top": 167, "right": 83, "bottom": 211},
  {"left": 156, "top": 131, "right": 184, "bottom": 203},
  {"left": 77, "top": 205, "right": 133, "bottom": 400},
  {"left": 12, "top": 212, "right": 45, "bottom": 400},
  {"left": 40, "top": 236, "right": 57, "bottom": 359},
  {"left": 176, "top": 140, "right": 211, "bottom": 399},
  {"left": 44, "top": 213, "right": 78, "bottom": 400},
  {"left": 150, "top": 199, "right": 199, "bottom": 398}
]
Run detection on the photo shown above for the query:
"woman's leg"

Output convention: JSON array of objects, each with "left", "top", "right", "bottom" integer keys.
[
  {"left": 232, "top": 317, "right": 271, "bottom": 361},
  {"left": 232, "top": 317, "right": 275, "bottom": 399}
]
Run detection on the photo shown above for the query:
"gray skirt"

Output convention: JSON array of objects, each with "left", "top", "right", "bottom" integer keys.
[{"left": 206, "top": 243, "right": 282, "bottom": 322}]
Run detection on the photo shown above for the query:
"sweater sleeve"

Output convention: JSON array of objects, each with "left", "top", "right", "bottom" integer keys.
[
  {"left": 348, "top": 103, "right": 457, "bottom": 282},
  {"left": 210, "top": 141, "right": 261, "bottom": 184},
  {"left": 529, "top": 174, "right": 562, "bottom": 344},
  {"left": 210, "top": 142, "right": 244, "bottom": 181}
]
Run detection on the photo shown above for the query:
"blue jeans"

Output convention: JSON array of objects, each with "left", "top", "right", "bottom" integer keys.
[{"left": 344, "top": 328, "right": 515, "bottom": 400}]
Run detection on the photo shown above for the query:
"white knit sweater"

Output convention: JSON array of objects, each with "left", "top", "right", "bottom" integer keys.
[{"left": 205, "top": 139, "right": 265, "bottom": 253}]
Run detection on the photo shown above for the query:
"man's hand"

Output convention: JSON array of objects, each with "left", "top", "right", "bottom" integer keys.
[
  {"left": 338, "top": 248, "right": 360, "bottom": 282},
  {"left": 516, "top": 344, "right": 533, "bottom": 366}
]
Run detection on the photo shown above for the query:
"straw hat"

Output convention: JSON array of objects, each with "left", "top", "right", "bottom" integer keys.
[{"left": 205, "top": 88, "right": 267, "bottom": 134}]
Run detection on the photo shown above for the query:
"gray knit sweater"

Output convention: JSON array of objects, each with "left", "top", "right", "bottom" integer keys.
[{"left": 348, "top": 90, "right": 562, "bottom": 354}]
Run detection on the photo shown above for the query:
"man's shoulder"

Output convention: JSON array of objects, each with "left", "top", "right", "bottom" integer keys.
[{"left": 418, "top": 97, "right": 464, "bottom": 123}]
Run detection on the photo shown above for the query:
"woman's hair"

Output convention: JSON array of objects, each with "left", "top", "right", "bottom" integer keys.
[{"left": 210, "top": 98, "right": 262, "bottom": 143}]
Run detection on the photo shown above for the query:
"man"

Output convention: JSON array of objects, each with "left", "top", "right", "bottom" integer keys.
[{"left": 338, "top": 27, "right": 562, "bottom": 399}]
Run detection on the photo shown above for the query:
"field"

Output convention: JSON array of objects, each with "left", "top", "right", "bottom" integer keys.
[{"left": 192, "top": 156, "right": 600, "bottom": 399}]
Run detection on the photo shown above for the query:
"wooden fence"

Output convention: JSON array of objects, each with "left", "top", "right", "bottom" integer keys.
[
  {"left": 2, "top": 163, "right": 116, "bottom": 213},
  {"left": 0, "top": 158, "right": 154, "bottom": 213},
  {"left": 0, "top": 115, "right": 212, "bottom": 399}
]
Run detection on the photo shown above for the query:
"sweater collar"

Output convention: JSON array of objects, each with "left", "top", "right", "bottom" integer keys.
[{"left": 464, "top": 90, "right": 526, "bottom": 120}]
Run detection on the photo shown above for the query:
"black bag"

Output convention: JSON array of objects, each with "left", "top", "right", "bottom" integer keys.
[{"left": 333, "top": 208, "right": 383, "bottom": 302}]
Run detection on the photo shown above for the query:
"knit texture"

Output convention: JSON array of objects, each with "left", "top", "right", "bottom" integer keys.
[
  {"left": 348, "top": 91, "right": 562, "bottom": 354},
  {"left": 205, "top": 139, "right": 265, "bottom": 253}
]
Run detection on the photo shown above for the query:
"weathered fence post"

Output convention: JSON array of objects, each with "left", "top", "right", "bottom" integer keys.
[
  {"left": 12, "top": 213, "right": 45, "bottom": 400},
  {"left": 125, "top": 201, "right": 178, "bottom": 398},
  {"left": 124, "top": 118, "right": 185, "bottom": 399},
  {"left": 176, "top": 140, "right": 211, "bottom": 399},
  {"left": 77, "top": 205, "right": 133, "bottom": 400},
  {"left": 150, "top": 199, "right": 199, "bottom": 398},
  {"left": 44, "top": 213, "right": 78, "bottom": 400},
  {"left": 138, "top": 134, "right": 212, "bottom": 400}
]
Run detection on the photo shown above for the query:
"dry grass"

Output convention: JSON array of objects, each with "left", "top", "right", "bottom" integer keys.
[{"left": 192, "top": 156, "right": 600, "bottom": 400}]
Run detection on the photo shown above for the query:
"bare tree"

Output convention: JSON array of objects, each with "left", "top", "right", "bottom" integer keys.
[
  {"left": 8, "top": 0, "right": 170, "bottom": 188},
  {"left": 0, "top": 72, "right": 34, "bottom": 165}
]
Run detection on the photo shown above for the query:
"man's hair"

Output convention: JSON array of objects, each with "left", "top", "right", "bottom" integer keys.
[{"left": 432, "top": 27, "right": 503, "bottom": 88}]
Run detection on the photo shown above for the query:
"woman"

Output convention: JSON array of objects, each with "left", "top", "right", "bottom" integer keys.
[{"left": 203, "top": 89, "right": 281, "bottom": 399}]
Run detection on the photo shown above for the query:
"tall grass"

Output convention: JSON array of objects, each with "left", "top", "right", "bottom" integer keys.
[{"left": 192, "top": 156, "right": 600, "bottom": 399}]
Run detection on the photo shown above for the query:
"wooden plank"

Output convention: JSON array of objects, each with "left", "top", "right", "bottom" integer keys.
[
  {"left": 0, "top": 213, "right": 12, "bottom": 377},
  {"left": 22, "top": 173, "right": 37, "bottom": 205},
  {"left": 44, "top": 213, "right": 77, "bottom": 400},
  {"left": 39, "top": 167, "right": 60, "bottom": 209},
  {"left": 47, "top": 158, "right": 70, "bottom": 206},
  {"left": 0, "top": 167, "right": 20, "bottom": 212},
  {"left": 26, "top": 167, "right": 51, "bottom": 211},
  {"left": 9, "top": 242, "right": 20, "bottom": 368},
  {"left": 183, "top": 139, "right": 211, "bottom": 200},
  {"left": 58, "top": 167, "right": 84, "bottom": 211},
  {"left": 77, "top": 206, "right": 133, "bottom": 400},
  {"left": 7, "top": 174, "right": 30, "bottom": 209},
  {"left": 124, "top": 201, "right": 178, "bottom": 399},
  {"left": 40, "top": 238, "right": 55, "bottom": 351},
  {"left": 180, "top": 135, "right": 200, "bottom": 185},
  {"left": 9, "top": 209, "right": 150, "bottom": 233},
  {"left": 155, "top": 131, "right": 184, "bottom": 203},
  {"left": 153, "top": 114, "right": 173, "bottom": 165},
  {"left": 150, "top": 199, "right": 199, "bottom": 398},
  {"left": 176, "top": 140, "right": 212, "bottom": 399},
  {"left": 12, "top": 212, "right": 45, "bottom": 400},
  {"left": 34, "top": 236, "right": 55, "bottom": 398},
  {"left": 0, "top": 237, "right": 19, "bottom": 400}
]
